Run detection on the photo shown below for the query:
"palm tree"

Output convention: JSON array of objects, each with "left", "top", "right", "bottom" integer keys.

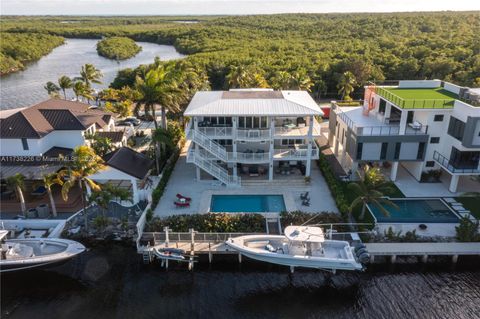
[
  {"left": 348, "top": 166, "right": 397, "bottom": 220},
  {"left": 226, "top": 65, "right": 268, "bottom": 89},
  {"left": 60, "top": 146, "right": 105, "bottom": 230},
  {"left": 79, "top": 64, "right": 103, "bottom": 87},
  {"left": 151, "top": 128, "right": 174, "bottom": 172},
  {"left": 337, "top": 71, "right": 357, "bottom": 101},
  {"left": 135, "top": 64, "right": 182, "bottom": 130},
  {"left": 42, "top": 173, "right": 63, "bottom": 217},
  {"left": 73, "top": 81, "right": 94, "bottom": 102},
  {"left": 6, "top": 174, "right": 26, "bottom": 216},
  {"left": 58, "top": 75, "right": 73, "bottom": 99},
  {"left": 44, "top": 81, "right": 60, "bottom": 97},
  {"left": 269, "top": 71, "right": 294, "bottom": 89},
  {"left": 290, "top": 69, "right": 314, "bottom": 91}
]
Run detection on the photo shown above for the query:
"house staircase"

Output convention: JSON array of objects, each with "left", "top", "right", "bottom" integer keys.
[{"left": 186, "top": 129, "right": 240, "bottom": 187}]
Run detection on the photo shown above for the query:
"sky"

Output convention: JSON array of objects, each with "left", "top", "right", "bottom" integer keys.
[{"left": 1, "top": 0, "right": 480, "bottom": 15}]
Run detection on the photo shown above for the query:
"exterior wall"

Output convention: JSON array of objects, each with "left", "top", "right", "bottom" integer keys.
[
  {"left": 443, "top": 82, "right": 462, "bottom": 95},
  {"left": 0, "top": 130, "right": 86, "bottom": 156}
]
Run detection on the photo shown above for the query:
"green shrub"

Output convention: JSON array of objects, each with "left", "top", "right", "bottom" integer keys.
[
  {"left": 146, "top": 213, "right": 266, "bottom": 233},
  {"left": 455, "top": 217, "right": 480, "bottom": 242}
]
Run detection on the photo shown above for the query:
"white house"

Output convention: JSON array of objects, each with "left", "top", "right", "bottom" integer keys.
[
  {"left": 184, "top": 89, "right": 323, "bottom": 186},
  {"left": 328, "top": 80, "right": 480, "bottom": 193}
]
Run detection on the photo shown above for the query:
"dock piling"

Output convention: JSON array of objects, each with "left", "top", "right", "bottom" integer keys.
[{"left": 451, "top": 255, "right": 458, "bottom": 264}]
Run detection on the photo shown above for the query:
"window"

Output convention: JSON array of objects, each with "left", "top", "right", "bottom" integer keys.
[
  {"left": 239, "top": 117, "right": 245, "bottom": 128},
  {"left": 394, "top": 142, "right": 401, "bottom": 160},
  {"left": 426, "top": 161, "right": 435, "bottom": 167},
  {"left": 430, "top": 137, "right": 440, "bottom": 144},
  {"left": 356, "top": 143, "right": 363, "bottom": 160},
  {"left": 417, "top": 142, "right": 425, "bottom": 160},
  {"left": 21, "top": 138, "right": 29, "bottom": 150},
  {"left": 434, "top": 114, "right": 444, "bottom": 122},
  {"left": 447, "top": 116, "right": 465, "bottom": 141},
  {"left": 380, "top": 142, "right": 388, "bottom": 160},
  {"left": 379, "top": 99, "right": 386, "bottom": 114}
]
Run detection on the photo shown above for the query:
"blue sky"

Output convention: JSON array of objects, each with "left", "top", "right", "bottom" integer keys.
[{"left": 2, "top": 0, "right": 479, "bottom": 15}]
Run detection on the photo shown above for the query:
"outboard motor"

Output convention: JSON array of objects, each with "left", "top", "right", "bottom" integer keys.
[{"left": 354, "top": 243, "right": 370, "bottom": 264}]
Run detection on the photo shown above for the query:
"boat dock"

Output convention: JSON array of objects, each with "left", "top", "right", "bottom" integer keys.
[
  {"left": 365, "top": 242, "right": 480, "bottom": 263},
  {"left": 139, "top": 228, "right": 480, "bottom": 270}
]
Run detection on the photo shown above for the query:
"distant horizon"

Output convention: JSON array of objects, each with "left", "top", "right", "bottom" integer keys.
[{"left": 2, "top": 0, "right": 480, "bottom": 16}]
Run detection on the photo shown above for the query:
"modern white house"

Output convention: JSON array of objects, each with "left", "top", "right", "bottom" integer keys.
[
  {"left": 184, "top": 89, "right": 323, "bottom": 186},
  {"left": 328, "top": 80, "right": 480, "bottom": 193}
]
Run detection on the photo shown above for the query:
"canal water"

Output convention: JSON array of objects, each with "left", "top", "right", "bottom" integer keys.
[
  {"left": 1, "top": 245, "right": 479, "bottom": 319},
  {"left": 0, "top": 38, "right": 185, "bottom": 109}
]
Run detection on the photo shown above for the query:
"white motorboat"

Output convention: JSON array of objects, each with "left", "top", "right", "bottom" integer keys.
[
  {"left": 0, "top": 230, "right": 86, "bottom": 272},
  {"left": 226, "top": 226, "right": 369, "bottom": 272}
]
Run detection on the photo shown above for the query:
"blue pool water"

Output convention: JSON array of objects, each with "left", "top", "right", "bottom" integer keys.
[
  {"left": 210, "top": 195, "right": 286, "bottom": 213},
  {"left": 368, "top": 199, "right": 460, "bottom": 223}
]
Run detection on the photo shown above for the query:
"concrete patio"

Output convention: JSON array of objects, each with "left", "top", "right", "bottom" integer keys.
[
  {"left": 153, "top": 145, "right": 338, "bottom": 217},
  {"left": 393, "top": 165, "right": 480, "bottom": 197}
]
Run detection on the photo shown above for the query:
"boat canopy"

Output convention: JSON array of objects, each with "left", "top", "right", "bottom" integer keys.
[{"left": 284, "top": 226, "right": 325, "bottom": 243}]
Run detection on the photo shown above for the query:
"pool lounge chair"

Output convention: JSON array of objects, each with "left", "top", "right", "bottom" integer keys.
[
  {"left": 174, "top": 201, "right": 190, "bottom": 208},
  {"left": 300, "top": 192, "right": 309, "bottom": 200},
  {"left": 176, "top": 193, "right": 192, "bottom": 201}
]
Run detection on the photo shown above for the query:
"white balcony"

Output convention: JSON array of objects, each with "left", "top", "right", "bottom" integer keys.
[
  {"left": 274, "top": 118, "right": 321, "bottom": 137},
  {"left": 237, "top": 128, "right": 271, "bottom": 141},
  {"left": 273, "top": 147, "right": 319, "bottom": 160},
  {"left": 196, "top": 126, "right": 233, "bottom": 138}
]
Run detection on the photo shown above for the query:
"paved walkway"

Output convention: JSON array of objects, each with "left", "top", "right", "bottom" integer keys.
[{"left": 154, "top": 143, "right": 338, "bottom": 217}]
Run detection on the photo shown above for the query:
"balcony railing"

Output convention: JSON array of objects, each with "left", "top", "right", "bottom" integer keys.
[
  {"left": 237, "top": 128, "right": 271, "bottom": 140},
  {"left": 197, "top": 126, "right": 233, "bottom": 138},
  {"left": 273, "top": 147, "right": 319, "bottom": 159},
  {"left": 375, "top": 87, "right": 455, "bottom": 109},
  {"left": 356, "top": 124, "right": 428, "bottom": 136},
  {"left": 433, "top": 151, "right": 480, "bottom": 174}
]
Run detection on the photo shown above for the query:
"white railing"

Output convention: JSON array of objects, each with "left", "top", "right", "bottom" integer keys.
[
  {"left": 228, "top": 151, "right": 270, "bottom": 163},
  {"left": 190, "top": 129, "right": 228, "bottom": 161},
  {"left": 273, "top": 147, "right": 319, "bottom": 159},
  {"left": 237, "top": 128, "right": 271, "bottom": 140},
  {"left": 188, "top": 149, "right": 241, "bottom": 186},
  {"left": 273, "top": 118, "right": 321, "bottom": 136},
  {"left": 197, "top": 126, "right": 233, "bottom": 138}
]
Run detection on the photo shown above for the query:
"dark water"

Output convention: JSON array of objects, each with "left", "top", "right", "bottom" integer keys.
[
  {"left": 2, "top": 246, "right": 480, "bottom": 319},
  {"left": 0, "top": 39, "right": 185, "bottom": 109}
]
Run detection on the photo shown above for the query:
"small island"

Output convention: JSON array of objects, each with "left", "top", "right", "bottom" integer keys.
[{"left": 96, "top": 37, "right": 142, "bottom": 60}]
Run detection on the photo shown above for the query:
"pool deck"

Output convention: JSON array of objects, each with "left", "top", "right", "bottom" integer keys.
[{"left": 153, "top": 143, "right": 338, "bottom": 217}]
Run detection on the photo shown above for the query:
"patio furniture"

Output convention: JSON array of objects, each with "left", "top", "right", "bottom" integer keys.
[
  {"left": 36, "top": 204, "right": 50, "bottom": 218},
  {"left": 249, "top": 166, "right": 259, "bottom": 177},
  {"left": 174, "top": 201, "right": 190, "bottom": 208},
  {"left": 302, "top": 198, "right": 310, "bottom": 207},
  {"left": 26, "top": 208, "right": 38, "bottom": 219},
  {"left": 408, "top": 121, "right": 422, "bottom": 130},
  {"left": 283, "top": 123, "right": 296, "bottom": 131},
  {"left": 418, "top": 224, "right": 427, "bottom": 230},
  {"left": 300, "top": 192, "right": 309, "bottom": 200},
  {"left": 31, "top": 186, "right": 47, "bottom": 196},
  {"left": 176, "top": 193, "right": 192, "bottom": 202}
]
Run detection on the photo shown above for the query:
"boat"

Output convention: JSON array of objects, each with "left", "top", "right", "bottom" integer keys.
[
  {"left": 152, "top": 247, "right": 187, "bottom": 261},
  {"left": 226, "top": 226, "right": 369, "bottom": 272},
  {"left": 0, "top": 230, "right": 86, "bottom": 272}
]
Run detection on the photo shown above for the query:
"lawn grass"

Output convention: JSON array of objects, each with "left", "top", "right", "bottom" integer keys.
[
  {"left": 385, "top": 88, "right": 459, "bottom": 100},
  {"left": 378, "top": 87, "right": 457, "bottom": 109},
  {"left": 455, "top": 196, "right": 480, "bottom": 219}
]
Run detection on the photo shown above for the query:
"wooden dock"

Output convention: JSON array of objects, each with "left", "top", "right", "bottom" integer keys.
[{"left": 139, "top": 229, "right": 480, "bottom": 269}]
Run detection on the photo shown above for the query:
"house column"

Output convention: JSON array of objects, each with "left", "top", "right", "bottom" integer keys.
[
  {"left": 390, "top": 162, "right": 399, "bottom": 181},
  {"left": 269, "top": 117, "right": 275, "bottom": 181},
  {"left": 399, "top": 110, "right": 408, "bottom": 135},
  {"left": 131, "top": 179, "right": 139, "bottom": 203},
  {"left": 306, "top": 115, "right": 314, "bottom": 177},
  {"left": 194, "top": 117, "right": 201, "bottom": 181},
  {"left": 449, "top": 175, "right": 459, "bottom": 193}
]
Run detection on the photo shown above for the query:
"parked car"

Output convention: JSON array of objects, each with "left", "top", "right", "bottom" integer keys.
[{"left": 117, "top": 117, "right": 141, "bottom": 126}]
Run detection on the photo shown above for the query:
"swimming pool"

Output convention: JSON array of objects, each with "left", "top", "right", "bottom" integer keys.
[
  {"left": 367, "top": 199, "right": 460, "bottom": 223},
  {"left": 210, "top": 195, "right": 286, "bottom": 213}
]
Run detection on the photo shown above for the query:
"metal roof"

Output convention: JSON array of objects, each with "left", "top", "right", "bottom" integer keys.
[{"left": 184, "top": 90, "right": 323, "bottom": 116}]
